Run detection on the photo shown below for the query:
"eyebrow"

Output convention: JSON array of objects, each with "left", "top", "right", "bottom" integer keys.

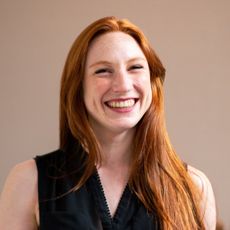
[
  {"left": 89, "top": 61, "right": 111, "bottom": 68},
  {"left": 88, "top": 57, "right": 147, "bottom": 68}
]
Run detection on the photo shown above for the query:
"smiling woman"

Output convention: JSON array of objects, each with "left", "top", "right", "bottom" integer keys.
[
  {"left": 0, "top": 16, "right": 216, "bottom": 230},
  {"left": 83, "top": 32, "right": 152, "bottom": 135}
]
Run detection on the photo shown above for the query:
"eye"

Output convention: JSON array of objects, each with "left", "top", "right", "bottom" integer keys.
[
  {"left": 94, "top": 68, "right": 112, "bottom": 75},
  {"left": 128, "top": 64, "right": 144, "bottom": 71}
]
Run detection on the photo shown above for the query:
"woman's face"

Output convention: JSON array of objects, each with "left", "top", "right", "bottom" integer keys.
[{"left": 83, "top": 32, "right": 152, "bottom": 135}]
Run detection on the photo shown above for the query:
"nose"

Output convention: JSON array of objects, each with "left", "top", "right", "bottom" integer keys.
[{"left": 112, "top": 70, "right": 132, "bottom": 93}]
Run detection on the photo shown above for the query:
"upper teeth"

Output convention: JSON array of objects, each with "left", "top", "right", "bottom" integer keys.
[{"left": 107, "top": 99, "right": 135, "bottom": 108}]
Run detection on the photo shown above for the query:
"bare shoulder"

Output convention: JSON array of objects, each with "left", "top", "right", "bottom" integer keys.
[
  {"left": 2, "top": 159, "right": 37, "bottom": 188},
  {"left": 0, "top": 159, "right": 38, "bottom": 230},
  {"left": 188, "top": 165, "right": 216, "bottom": 230}
]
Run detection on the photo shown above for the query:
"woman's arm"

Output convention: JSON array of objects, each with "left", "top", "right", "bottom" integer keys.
[
  {"left": 0, "top": 160, "right": 38, "bottom": 230},
  {"left": 188, "top": 165, "right": 216, "bottom": 230}
]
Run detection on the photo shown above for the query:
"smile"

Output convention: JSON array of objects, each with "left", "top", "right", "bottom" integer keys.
[{"left": 106, "top": 99, "right": 136, "bottom": 108}]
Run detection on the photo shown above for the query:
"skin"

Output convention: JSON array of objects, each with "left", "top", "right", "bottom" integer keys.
[
  {"left": 83, "top": 32, "right": 152, "bottom": 139},
  {"left": 0, "top": 161, "right": 216, "bottom": 229},
  {"left": 0, "top": 32, "right": 217, "bottom": 229},
  {"left": 83, "top": 32, "right": 152, "bottom": 216}
]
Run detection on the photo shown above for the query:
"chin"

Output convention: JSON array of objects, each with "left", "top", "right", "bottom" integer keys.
[{"left": 107, "top": 121, "right": 139, "bottom": 133}]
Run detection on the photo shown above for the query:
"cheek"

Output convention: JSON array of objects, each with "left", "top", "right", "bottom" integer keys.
[
  {"left": 84, "top": 78, "right": 98, "bottom": 97},
  {"left": 139, "top": 77, "right": 152, "bottom": 110},
  {"left": 136, "top": 76, "right": 152, "bottom": 97},
  {"left": 83, "top": 78, "right": 94, "bottom": 109},
  {"left": 146, "top": 86, "right": 152, "bottom": 109},
  {"left": 83, "top": 78, "right": 111, "bottom": 104}
]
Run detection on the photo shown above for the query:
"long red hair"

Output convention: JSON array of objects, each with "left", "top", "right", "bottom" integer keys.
[{"left": 60, "top": 16, "right": 205, "bottom": 229}]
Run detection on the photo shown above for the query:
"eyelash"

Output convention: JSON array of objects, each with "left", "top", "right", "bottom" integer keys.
[
  {"left": 94, "top": 68, "right": 112, "bottom": 74},
  {"left": 94, "top": 65, "right": 144, "bottom": 75},
  {"left": 129, "top": 65, "right": 143, "bottom": 70}
]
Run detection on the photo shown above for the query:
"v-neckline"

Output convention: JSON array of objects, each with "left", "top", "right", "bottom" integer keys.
[
  {"left": 95, "top": 170, "right": 129, "bottom": 220},
  {"left": 89, "top": 169, "right": 132, "bottom": 227}
]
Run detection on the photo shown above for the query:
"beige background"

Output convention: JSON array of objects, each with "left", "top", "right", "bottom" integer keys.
[{"left": 0, "top": 0, "right": 229, "bottom": 228}]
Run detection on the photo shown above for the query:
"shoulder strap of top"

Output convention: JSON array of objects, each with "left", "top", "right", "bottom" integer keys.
[
  {"left": 34, "top": 143, "right": 87, "bottom": 206},
  {"left": 34, "top": 150, "right": 68, "bottom": 203}
]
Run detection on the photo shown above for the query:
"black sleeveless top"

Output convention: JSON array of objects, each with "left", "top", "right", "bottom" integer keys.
[{"left": 35, "top": 143, "right": 160, "bottom": 229}]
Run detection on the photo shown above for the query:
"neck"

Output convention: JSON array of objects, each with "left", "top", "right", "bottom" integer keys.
[{"left": 95, "top": 128, "right": 135, "bottom": 169}]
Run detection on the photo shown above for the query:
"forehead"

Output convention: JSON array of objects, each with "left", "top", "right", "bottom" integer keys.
[{"left": 86, "top": 32, "right": 146, "bottom": 64}]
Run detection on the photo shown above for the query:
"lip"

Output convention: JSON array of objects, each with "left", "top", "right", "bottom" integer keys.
[{"left": 104, "top": 98, "right": 138, "bottom": 112}]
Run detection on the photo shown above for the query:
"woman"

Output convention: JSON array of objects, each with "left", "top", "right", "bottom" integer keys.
[{"left": 0, "top": 16, "right": 216, "bottom": 229}]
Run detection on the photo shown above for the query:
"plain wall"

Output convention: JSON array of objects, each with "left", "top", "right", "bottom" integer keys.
[{"left": 0, "top": 0, "right": 229, "bottom": 228}]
